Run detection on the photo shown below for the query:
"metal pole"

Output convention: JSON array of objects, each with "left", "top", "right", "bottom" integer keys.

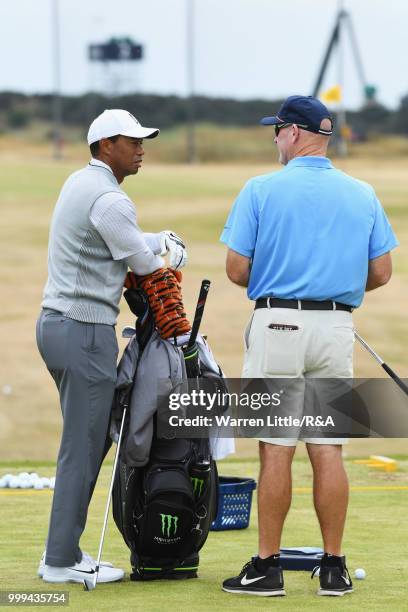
[
  {"left": 186, "top": 0, "right": 197, "bottom": 163},
  {"left": 51, "top": 0, "right": 63, "bottom": 159},
  {"left": 336, "top": 0, "right": 347, "bottom": 157},
  {"left": 344, "top": 12, "right": 367, "bottom": 91}
]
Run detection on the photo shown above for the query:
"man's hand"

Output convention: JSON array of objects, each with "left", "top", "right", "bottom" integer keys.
[{"left": 159, "top": 230, "right": 188, "bottom": 270}]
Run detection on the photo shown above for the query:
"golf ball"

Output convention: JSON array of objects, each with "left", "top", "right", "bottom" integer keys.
[
  {"left": 0, "top": 477, "right": 7, "bottom": 488},
  {"left": 354, "top": 568, "right": 366, "bottom": 580},
  {"left": 34, "top": 481, "right": 44, "bottom": 490},
  {"left": 9, "top": 477, "right": 20, "bottom": 488},
  {"left": 2, "top": 384, "right": 12, "bottom": 395}
]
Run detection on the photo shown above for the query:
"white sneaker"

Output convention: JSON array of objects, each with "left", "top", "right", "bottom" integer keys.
[
  {"left": 42, "top": 559, "right": 124, "bottom": 584},
  {"left": 37, "top": 550, "right": 113, "bottom": 578}
]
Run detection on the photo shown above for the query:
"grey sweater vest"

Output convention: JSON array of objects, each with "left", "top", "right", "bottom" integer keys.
[{"left": 42, "top": 164, "right": 130, "bottom": 325}]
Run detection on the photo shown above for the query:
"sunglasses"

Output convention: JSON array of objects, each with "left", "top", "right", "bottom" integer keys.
[{"left": 274, "top": 123, "right": 309, "bottom": 137}]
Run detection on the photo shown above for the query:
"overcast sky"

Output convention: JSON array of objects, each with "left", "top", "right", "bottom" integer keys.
[{"left": 0, "top": 0, "right": 407, "bottom": 109}]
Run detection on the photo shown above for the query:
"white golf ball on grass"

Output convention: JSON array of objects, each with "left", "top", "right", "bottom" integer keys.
[
  {"left": 2, "top": 474, "right": 13, "bottom": 487},
  {"left": 29, "top": 473, "right": 40, "bottom": 486},
  {"left": 354, "top": 568, "right": 366, "bottom": 580},
  {"left": 9, "top": 477, "right": 20, "bottom": 488}
]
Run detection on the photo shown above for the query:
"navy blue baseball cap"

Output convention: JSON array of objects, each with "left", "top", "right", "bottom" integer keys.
[{"left": 260, "top": 95, "right": 333, "bottom": 135}]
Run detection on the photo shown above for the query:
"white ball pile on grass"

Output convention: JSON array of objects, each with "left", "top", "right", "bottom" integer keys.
[{"left": 0, "top": 472, "right": 56, "bottom": 489}]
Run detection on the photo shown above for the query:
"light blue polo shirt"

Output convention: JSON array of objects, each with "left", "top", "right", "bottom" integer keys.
[{"left": 220, "top": 156, "right": 398, "bottom": 307}]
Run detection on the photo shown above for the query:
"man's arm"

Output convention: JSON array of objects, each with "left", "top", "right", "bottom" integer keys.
[
  {"left": 366, "top": 252, "right": 392, "bottom": 291},
  {"left": 90, "top": 195, "right": 164, "bottom": 275},
  {"left": 226, "top": 249, "right": 251, "bottom": 287}
]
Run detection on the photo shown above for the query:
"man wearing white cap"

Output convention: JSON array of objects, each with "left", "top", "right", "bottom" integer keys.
[{"left": 36, "top": 109, "right": 187, "bottom": 584}]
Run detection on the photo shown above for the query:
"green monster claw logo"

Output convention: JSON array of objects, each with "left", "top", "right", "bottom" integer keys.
[
  {"left": 191, "top": 477, "right": 204, "bottom": 496},
  {"left": 160, "top": 514, "right": 178, "bottom": 537}
]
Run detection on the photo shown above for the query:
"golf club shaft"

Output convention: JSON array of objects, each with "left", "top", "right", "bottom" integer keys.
[
  {"left": 354, "top": 332, "right": 383, "bottom": 365},
  {"left": 355, "top": 331, "right": 408, "bottom": 396},
  {"left": 188, "top": 279, "right": 211, "bottom": 348},
  {"left": 94, "top": 405, "right": 127, "bottom": 584}
]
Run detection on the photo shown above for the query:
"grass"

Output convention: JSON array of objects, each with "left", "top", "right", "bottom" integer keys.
[
  {"left": 0, "top": 456, "right": 407, "bottom": 611},
  {"left": 0, "top": 135, "right": 407, "bottom": 608},
  {"left": 1, "top": 139, "right": 408, "bottom": 460},
  {"left": 4, "top": 122, "right": 408, "bottom": 163}
]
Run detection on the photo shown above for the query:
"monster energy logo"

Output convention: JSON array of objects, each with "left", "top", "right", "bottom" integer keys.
[
  {"left": 191, "top": 477, "right": 204, "bottom": 496},
  {"left": 160, "top": 513, "right": 178, "bottom": 537}
]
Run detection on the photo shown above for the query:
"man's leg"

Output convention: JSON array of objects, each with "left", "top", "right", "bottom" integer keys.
[
  {"left": 37, "top": 312, "right": 118, "bottom": 567},
  {"left": 258, "top": 442, "right": 297, "bottom": 557},
  {"left": 306, "top": 443, "right": 348, "bottom": 555}
]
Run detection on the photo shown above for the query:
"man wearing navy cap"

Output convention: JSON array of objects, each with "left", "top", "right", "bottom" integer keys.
[{"left": 220, "top": 96, "right": 398, "bottom": 597}]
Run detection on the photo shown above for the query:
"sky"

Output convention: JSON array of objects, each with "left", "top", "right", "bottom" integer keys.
[{"left": 0, "top": 0, "right": 407, "bottom": 109}]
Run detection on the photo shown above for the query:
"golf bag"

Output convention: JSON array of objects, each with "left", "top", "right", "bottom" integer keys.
[
  {"left": 113, "top": 435, "right": 218, "bottom": 580},
  {"left": 112, "top": 284, "right": 222, "bottom": 580}
]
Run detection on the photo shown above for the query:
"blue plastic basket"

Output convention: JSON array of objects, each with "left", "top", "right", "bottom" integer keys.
[{"left": 211, "top": 476, "right": 257, "bottom": 531}]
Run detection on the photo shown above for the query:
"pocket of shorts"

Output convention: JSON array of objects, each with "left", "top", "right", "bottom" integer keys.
[
  {"left": 331, "top": 325, "right": 354, "bottom": 376},
  {"left": 263, "top": 326, "right": 302, "bottom": 376},
  {"left": 243, "top": 313, "right": 254, "bottom": 351}
]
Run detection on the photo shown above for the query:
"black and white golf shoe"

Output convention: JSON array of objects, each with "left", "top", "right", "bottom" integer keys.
[
  {"left": 312, "top": 554, "right": 353, "bottom": 596},
  {"left": 222, "top": 558, "right": 286, "bottom": 597}
]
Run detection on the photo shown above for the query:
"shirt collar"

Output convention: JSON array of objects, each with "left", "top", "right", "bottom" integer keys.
[
  {"left": 89, "top": 157, "right": 115, "bottom": 176},
  {"left": 286, "top": 156, "right": 333, "bottom": 169}
]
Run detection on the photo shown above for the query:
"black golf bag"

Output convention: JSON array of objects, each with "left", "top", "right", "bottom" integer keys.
[
  {"left": 113, "top": 436, "right": 218, "bottom": 580},
  {"left": 112, "top": 285, "right": 221, "bottom": 580}
]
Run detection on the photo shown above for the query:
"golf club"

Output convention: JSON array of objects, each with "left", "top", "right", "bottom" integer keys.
[
  {"left": 187, "top": 279, "right": 211, "bottom": 348},
  {"left": 83, "top": 392, "right": 129, "bottom": 591},
  {"left": 355, "top": 331, "right": 408, "bottom": 396}
]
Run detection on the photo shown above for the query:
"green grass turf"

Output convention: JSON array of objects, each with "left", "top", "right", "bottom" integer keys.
[{"left": 1, "top": 456, "right": 407, "bottom": 611}]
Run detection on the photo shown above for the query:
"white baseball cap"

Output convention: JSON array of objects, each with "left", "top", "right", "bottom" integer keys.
[{"left": 87, "top": 109, "right": 159, "bottom": 145}]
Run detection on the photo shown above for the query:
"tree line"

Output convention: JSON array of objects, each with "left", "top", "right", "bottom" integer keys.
[{"left": 1, "top": 91, "right": 407, "bottom": 138}]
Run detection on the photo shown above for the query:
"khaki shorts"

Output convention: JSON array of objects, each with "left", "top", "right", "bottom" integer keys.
[{"left": 242, "top": 307, "right": 354, "bottom": 446}]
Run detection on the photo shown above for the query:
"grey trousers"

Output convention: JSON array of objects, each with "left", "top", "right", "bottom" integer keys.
[{"left": 36, "top": 309, "right": 118, "bottom": 567}]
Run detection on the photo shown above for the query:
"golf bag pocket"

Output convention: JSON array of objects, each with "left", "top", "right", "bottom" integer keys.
[
  {"left": 150, "top": 438, "right": 193, "bottom": 463},
  {"left": 263, "top": 324, "right": 302, "bottom": 376},
  {"left": 136, "top": 468, "right": 196, "bottom": 560}
]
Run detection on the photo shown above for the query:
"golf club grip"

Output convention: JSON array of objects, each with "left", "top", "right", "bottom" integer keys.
[
  {"left": 382, "top": 363, "right": 408, "bottom": 396},
  {"left": 188, "top": 280, "right": 211, "bottom": 348}
]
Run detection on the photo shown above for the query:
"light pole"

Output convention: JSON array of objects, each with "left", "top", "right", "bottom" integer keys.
[
  {"left": 336, "top": 0, "right": 347, "bottom": 157},
  {"left": 186, "top": 0, "right": 197, "bottom": 163},
  {"left": 52, "top": 0, "right": 63, "bottom": 159}
]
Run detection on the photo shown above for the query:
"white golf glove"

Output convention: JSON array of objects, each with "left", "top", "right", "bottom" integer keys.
[{"left": 159, "top": 230, "right": 188, "bottom": 270}]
